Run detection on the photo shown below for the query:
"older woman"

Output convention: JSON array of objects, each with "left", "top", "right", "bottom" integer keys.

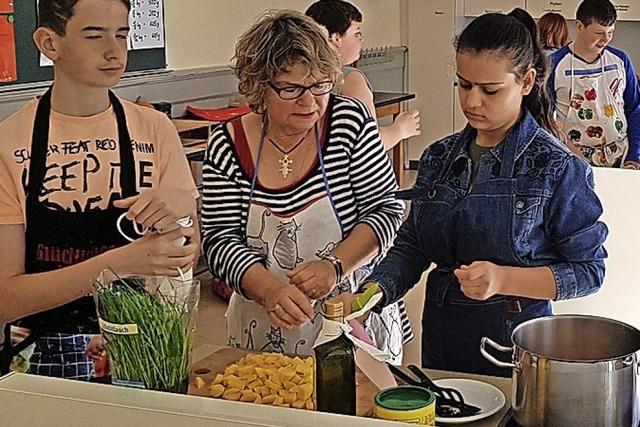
[{"left": 200, "top": 10, "right": 409, "bottom": 362}]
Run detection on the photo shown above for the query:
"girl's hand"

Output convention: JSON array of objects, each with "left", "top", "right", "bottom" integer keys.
[{"left": 454, "top": 261, "right": 506, "bottom": 300}]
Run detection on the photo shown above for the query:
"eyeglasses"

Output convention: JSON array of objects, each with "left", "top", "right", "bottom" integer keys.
[{"left": 268, "top": 81, "right": 334, "bottom": 100}]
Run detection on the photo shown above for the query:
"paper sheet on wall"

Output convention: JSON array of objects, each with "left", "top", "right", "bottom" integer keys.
[
  {"left": 40, "top": 55, "right": 53, "bottom": 67},
  {"left": 35, "top": 0, "right": 164, "bottom": 63},
  {"left": 34, "top": 0, "right": 52, "bottom": 67},
  {"left": 129, "top": 0, "right": 165, "bottom": 50},
  {"left": 0, "top": 0, "right": 18, "bottom": 81}
]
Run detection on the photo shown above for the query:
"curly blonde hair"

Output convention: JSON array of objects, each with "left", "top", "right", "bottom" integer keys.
[{"left": 233, "top": 10, "right": 342, "bottom": 113}]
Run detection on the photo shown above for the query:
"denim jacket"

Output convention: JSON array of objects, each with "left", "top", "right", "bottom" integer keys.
[{"left": 370, "top": 111, "right": 609, "bottom": 307}]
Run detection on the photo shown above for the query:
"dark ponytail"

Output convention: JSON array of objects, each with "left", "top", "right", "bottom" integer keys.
[{"left": 456, "top": 8, "right": 558, "bottom": 137}]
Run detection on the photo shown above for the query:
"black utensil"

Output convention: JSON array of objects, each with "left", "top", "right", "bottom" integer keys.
[{"left": 387, "top": 364, "right": 482, "bottom": 418}]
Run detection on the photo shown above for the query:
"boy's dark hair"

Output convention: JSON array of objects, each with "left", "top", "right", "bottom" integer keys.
[
  {"left": 38, "top": 0, "right": 131, "bottom": 36},
  {"left": 305, "top": 0, "right": 362, "bottom": 36},
  {"left": 576, "top": 0, "right": 617, "bottom": 27},
  {"left": 456, "top": 8, "right": 557, "bottom": 137}
]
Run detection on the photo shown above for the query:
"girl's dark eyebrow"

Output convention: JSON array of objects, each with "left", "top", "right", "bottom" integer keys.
[{"left": 456, "top": 73, "right": 504, "bottom": 86}]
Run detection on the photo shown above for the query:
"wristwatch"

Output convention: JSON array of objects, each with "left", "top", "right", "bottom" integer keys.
[{"left": 321, "top": 254, "right": 343, "bottom": 284}]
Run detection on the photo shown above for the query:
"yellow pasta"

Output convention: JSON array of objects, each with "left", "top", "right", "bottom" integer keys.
[
  {"left": 222, "top": 388, "right": 241, "bottom": 401},
  {"left": 204, "top": 352, "right": 315, "bottom": 410},
  {"left": 194, "top": 376, "right": 206, "bottom": 390},
  {"left": 209, "top": 383, "right": 225, "bottom": 398}
]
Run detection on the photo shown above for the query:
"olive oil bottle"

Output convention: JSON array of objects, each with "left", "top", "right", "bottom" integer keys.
[{"left": 314, "top": 298, "right": 356, "bottom": 415}]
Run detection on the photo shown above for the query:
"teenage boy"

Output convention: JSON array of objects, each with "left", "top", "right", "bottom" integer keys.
[
  {"left": 0, "top": 0, "right": 199, "bottom": 380},
  {"left": 305, "top": 0, "right": 421, "bottom": 150},
  {"left": 548, "top": 0, "right": 640, "bottom": 168}
]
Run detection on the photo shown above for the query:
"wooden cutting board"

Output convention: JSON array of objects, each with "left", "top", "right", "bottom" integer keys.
[{"left": 187, "top": 347, "right": 379, "bottom": 417}]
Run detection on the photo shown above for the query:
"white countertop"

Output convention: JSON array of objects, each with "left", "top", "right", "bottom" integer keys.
[
  {"left": 0, "top": 372, "right": 402, "bottom": 427},
  {"left": 0, "top": 344, "right": 513, "bottom": 427}
]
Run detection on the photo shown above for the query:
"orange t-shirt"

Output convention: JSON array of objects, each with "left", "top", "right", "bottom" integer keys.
[{"left": 0, "top": 96, "right": 198, "bottom": 224}]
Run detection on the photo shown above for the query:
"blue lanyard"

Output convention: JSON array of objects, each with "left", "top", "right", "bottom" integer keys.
[{"left": 248, "top": 116, "right": 342, "bottom": 234}]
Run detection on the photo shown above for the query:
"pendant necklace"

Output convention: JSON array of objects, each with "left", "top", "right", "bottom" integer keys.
[{"left": 268, "top": 131, "right": 310, "bottom": 179}]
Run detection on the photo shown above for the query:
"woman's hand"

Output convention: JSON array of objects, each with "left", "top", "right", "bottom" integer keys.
[
  {"left": 111, "top": 227, "right": 198, "bottom": 276},
  {"left": 287, "top": 260, "right": 336, "bottom": 300},
  {"left": 113, "top": 189, "right": 197, "bottom": 231},
  {"left": 454, "top": 261, "right": 506, "bottom": 300},
  {"left": 261, "top": 283, "right": 315, "bottom": 330}
]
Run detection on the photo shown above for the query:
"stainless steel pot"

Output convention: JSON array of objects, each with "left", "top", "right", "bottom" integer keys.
[{"left": 480, "top": 315, "right": 640, "bottom": 427}]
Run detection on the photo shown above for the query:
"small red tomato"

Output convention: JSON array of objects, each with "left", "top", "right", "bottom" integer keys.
[{"left": 94, "top": 353, "right": 110, "bottom": 378}]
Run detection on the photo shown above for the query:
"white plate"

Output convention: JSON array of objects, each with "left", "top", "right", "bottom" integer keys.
[{"left": 434, "top": 378, "right": 506, "bottom": 424}]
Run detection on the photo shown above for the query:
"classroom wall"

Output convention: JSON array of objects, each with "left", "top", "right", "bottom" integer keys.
[
  {"left": 553, "top": 167, "right": 640, "bottom": 330},
  {"left": 163, "top": 0, "right": 401, "bottom": 70}
]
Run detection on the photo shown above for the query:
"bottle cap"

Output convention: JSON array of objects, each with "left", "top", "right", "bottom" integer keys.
[{"left": 324, "top": 298, "right": 344, "bottom": 318}]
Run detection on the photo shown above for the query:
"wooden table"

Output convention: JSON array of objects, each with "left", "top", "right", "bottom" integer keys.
[
  {"left": 373, "top": 91, "right": 417, "bottom": 188},
  {"left": 172, "top": 118, "right": 217, "bottom": 140}
]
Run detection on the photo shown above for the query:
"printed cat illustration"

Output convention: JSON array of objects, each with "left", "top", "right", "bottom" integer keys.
[
  {"left": 261, "top": 326, "right": 286, "bottom": 352},
  {"left": 315, "top": 241, "right": 338, "bottom": 259},
  {"left": 273, "top": 218, "right": 303, "bottom": 270},
  {"left": 247, "top": 210, "right": 271, "bottom": 265},
  {"left": 244, "top": 319, "right": 257, "bottom": 350}
]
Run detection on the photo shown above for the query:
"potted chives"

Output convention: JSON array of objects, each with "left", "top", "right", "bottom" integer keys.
[{"left": 93, "top": 271, "right": 200, "bottom": 393}]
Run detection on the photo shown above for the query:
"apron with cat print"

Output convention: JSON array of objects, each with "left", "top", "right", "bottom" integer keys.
[
  {"left": 563, "top": 48, "right": 628, "bottom": 167},
  {"left": 225, "top": 121, "right": 404, "bottom": 364}
]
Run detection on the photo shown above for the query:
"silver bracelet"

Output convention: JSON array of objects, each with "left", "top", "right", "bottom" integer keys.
[{"left": 321, "top": 254, "right": 343, "bottom": 285}]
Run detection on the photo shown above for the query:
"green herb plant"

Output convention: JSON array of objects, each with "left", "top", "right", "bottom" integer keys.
[{"left": 94, "top": 274, "right": 198, "bottom": 393}]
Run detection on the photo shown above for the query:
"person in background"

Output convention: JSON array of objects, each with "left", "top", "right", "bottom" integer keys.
[
  {"left": 537, "top": 12, "right": 570, "bottom": 56},
  {"left": 200, "top": 10, "right": 410, "bottom": 364},
  {"left": 0, "top": 0, "right": 199, "bottom": 380},
  {"left": 306, "top": 0, "right": 420, "bottom": 151},
  {"left": 548, "top": 0, "right": 640, "bottom": 168},
  {"left": 340, "top": 9, "right": 607, "bottom": 377}
]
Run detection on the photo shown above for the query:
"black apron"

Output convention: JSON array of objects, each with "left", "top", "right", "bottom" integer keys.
[{"left": 0, "top": 88, "right": 137, "bottom": 376}]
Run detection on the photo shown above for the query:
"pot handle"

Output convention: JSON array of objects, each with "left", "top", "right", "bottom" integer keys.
[{"left": 480, "top": 337, "right": 516, "bottom": 369}]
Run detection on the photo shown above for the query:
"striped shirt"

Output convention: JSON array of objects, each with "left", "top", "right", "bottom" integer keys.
[
  {"left": 200, "top": 94, "right": 412, "bottom": 341},
  {"left": 201, "top": 93, "right": 404, "bottom": 289}
]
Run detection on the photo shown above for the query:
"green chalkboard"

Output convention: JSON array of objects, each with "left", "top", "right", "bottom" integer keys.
[{"left": 2, "top": 0, "right": 166, "bottom": 87}]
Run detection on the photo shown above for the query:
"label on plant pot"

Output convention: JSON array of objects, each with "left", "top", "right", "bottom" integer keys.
[
  {"left": 112, "top": 379, "right": 146, "bottom": 389},
  {"left": 99, "top": 318, "right": 139, "bottom": 335}
]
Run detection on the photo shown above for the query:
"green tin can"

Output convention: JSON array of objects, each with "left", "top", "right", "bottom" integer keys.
[{"left": 374, "top": 385, "right": 436, "bottom": 425}]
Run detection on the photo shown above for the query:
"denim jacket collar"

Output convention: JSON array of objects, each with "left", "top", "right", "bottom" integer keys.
[{"left": 457, "top": 110, "right": 541, "bottom": 167}]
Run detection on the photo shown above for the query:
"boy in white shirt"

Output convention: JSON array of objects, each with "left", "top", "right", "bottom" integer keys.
[{"left": 548, "top": 0, "right": 640, "bottom": 168}]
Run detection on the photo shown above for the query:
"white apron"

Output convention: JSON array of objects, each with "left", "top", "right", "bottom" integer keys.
[
  {"left": 563, "top": 47, "right": 628, "bottom": 167},
  {"left": 226, "top": 121, "right": 404, "bottom": 364}
]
